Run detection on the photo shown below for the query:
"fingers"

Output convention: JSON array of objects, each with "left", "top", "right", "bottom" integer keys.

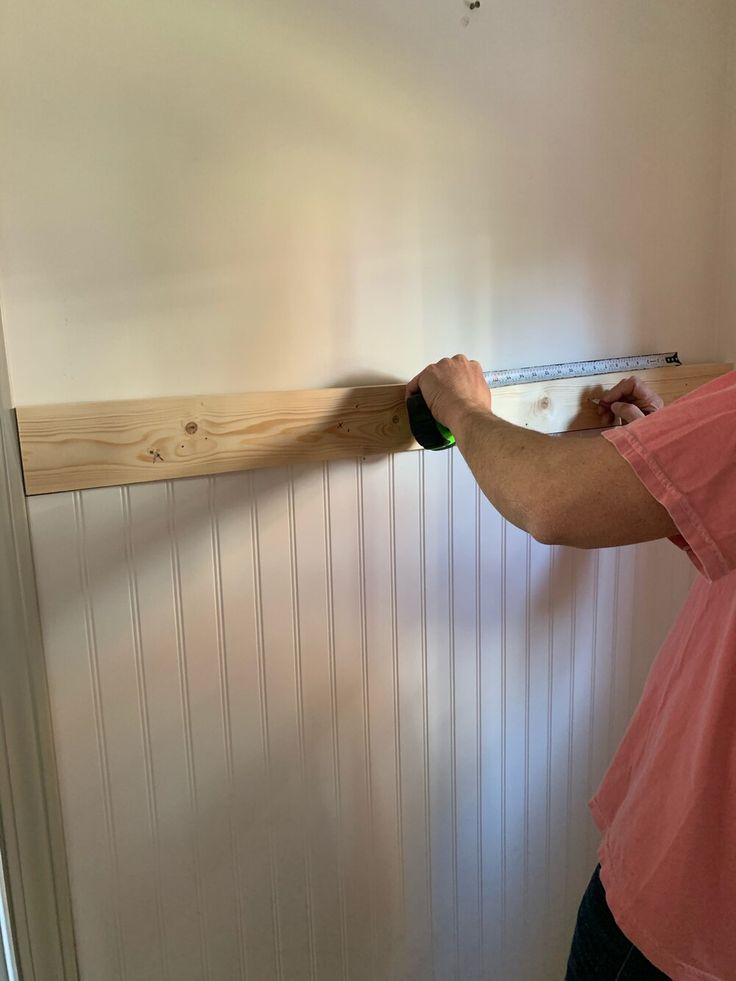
[
  {"left": 610, "top": 401, "right": 645, "bottom": 424},
  {"left": 599, "top": 376, "right": 664, "bottom": 414},
  {"left": 595, "top": 401, "right": 615, "bottom": 427},
  {"left": 406, "top": 355, "right": 490, "bottom": 434},
  {"left": 594, "top": 370, "right": 669, "bottom": 427},
  {"left": 406, "top": 355, "right": 481, "bottom": 396},
  {"left": 595, "top": 399, "right": 643, "bottom": 425},
  {"left": 599, "top": 376, "right": 639, "bottom": 405},
  {"left": 406, "top": 359, "right": 449, "bottom": 400}
]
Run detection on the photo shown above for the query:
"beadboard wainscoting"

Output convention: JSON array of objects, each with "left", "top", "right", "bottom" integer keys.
[{"left": 27, "top": 451, "right": 695, "bottom": 981}]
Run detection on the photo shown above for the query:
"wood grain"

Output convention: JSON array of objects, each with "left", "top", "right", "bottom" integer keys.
[{"left": 16, "top": 362, "right": 732, "bottom": 494}]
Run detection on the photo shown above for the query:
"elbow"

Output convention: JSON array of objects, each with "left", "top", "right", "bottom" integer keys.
[
  {"left": 527, "top": 501, "right": 574, "bottom": 548},
  {"left": 509, "top": 487, "right": 593, "bottom": 548},
  {"left": 529, "top": 509, "right": 597, "bottom": 549},
  {"left": 530, "top": 519, "right": 563, "bottom": 547}
]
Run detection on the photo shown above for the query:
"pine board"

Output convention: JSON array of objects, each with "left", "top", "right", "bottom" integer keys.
[{"left": 16, "top": 362, "right": 731, "bottom": 494}]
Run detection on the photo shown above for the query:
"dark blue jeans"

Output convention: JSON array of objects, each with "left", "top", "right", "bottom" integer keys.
[{"left": 565, "top": 865, "right": 671, "bottom": 979}]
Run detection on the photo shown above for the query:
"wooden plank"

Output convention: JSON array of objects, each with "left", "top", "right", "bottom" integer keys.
[
  {"left": 16, "top": 362, "right": 732, "bottom": 495},
  {"left": 493, "top": 361, "right": 732, "bottom": 432}
]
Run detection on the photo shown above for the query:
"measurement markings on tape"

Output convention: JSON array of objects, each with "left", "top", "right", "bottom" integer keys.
[{"left": 483, "top": 352, "right": 681, "bottom": 388}]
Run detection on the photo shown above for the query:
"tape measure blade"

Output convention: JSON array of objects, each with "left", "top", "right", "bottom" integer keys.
[{"left": 482, "top": 352, "right": 679, "bottom": 388}]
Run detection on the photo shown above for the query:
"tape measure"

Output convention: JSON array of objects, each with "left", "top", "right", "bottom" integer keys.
[{"left": 407, "top": 351, "right": 682, "bottom": 450}]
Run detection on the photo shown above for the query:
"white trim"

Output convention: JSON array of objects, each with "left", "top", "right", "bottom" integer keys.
[
  {"left": 0, "top": 849, "right": 18, "bottom": 981},
  {"left": 0, "top": 315, "right": 78, "bottom": 980}
]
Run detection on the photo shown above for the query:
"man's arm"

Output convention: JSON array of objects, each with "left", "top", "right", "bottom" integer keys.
[{"left": 407, "top": 356, "right": 678, "bottom": 549}]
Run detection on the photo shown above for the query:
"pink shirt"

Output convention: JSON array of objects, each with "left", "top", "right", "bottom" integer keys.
[{"left": 590, "top": 370, "right": 736, "bottom": 981}]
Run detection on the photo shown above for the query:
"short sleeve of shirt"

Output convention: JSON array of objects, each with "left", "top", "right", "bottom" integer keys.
[{"left": 602, "top": 371, "right": 736, "bottom": 582}]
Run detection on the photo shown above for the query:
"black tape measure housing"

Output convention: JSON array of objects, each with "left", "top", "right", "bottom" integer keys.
[{"left": 406, "top": 392, "right": 456, "bottom": 450}]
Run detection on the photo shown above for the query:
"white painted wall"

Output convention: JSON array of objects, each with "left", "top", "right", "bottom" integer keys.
[
  {"left": 0, "top": 0, "right": 730, "bottom": 405},
  {"left": 0, "top": 2, "right": 732, "bottom": 980}
]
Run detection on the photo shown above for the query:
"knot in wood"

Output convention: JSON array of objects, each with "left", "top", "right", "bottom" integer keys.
[{"left": 185, "top": 421, "right": 198, "bottom": 435}]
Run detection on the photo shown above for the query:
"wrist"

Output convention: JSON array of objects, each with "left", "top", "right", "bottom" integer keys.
[{"left": 447, "top": 404, "right": 495, "bottom": 443}]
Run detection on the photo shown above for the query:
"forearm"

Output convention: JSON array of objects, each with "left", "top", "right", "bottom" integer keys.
[
  {"left": 452, "top": 408, "right": 570, "bottom": 542},
  {"left": 407, "top": 355, "right": 678, "bottom": 549}
]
